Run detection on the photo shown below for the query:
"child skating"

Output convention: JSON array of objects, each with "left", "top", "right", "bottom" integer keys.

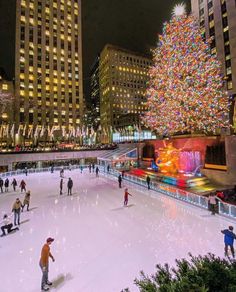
[{"left": 124, "top": 188, "right": 132, "bottom": 206}]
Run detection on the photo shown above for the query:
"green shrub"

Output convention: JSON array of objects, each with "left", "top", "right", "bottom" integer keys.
[{"left": 123, "top": 254, "right": 236, "bottom": 292}]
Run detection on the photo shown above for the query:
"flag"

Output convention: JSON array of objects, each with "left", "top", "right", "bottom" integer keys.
[
  {"left": 5, "top": 124, "right": 9, "bottom": 138},
  {"left": 76, "top": 127, "right": 81, "bottom": 137},
  {"left": 10, "top": 124, "right": 15, "bottom": 138},
  {"left": 23, "top": 124, "right": 27, "bottom": 136},
  {"left": 28, "top": 126, "right": 33, "bottom": 138},
  {"left": 40, "top": 125, "right": 45, "bottom": 137},
  {"left": 47, "top": 125, "right": 50, "bottom": 137},
  {"left": 17, "top": 125, "right": 21, "bottom": 136},
  {"left": 0, "top": 125, "right": 3, "bottom": 138},
  {"left": 34, "top": 125, "right": 39, "bottom": 139}
]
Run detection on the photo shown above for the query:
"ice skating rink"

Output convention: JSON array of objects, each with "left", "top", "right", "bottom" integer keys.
[{"left": 0, "top": 169, "right": 234, "bottom": 292}]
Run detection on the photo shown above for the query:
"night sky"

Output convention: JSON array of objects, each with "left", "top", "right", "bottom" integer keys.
[{"left": 82, "top": 0, "right": 190, "bottom": 100}]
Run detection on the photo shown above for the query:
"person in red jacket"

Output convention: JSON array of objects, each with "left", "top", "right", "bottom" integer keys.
[
  {"left": 124, "top": 188, "right": 132, "bottom": 206},
  {"left": 39, "top": 237, "right": 55, "bottom": 291}
]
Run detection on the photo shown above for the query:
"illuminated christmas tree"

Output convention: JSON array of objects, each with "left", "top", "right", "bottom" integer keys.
[{"left": 142, "top": 4, "right": 230, "bottom": 135}]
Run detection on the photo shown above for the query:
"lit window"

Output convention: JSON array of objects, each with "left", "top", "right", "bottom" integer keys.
[
  {"left": 227, "top": 81, "right": 233, "bottom": 90},
  {"left": 226, "top": 67, "right": 232, "bottom": 75},
  {"left": 2, "top": 84, "right": 8, "bottom": 90},
  {"left": 223, "top": 26, "right": 229, "bottom": 32},
  {"left": 20, "top": 15, "right": 26, "bottom": 22}
]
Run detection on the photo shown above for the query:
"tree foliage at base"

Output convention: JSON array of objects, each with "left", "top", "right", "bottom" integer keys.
[{"left": 123, "top": 253, "right": 236, "bottom": 292}]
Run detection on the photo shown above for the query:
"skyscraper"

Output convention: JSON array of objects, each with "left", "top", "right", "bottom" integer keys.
[
  {"left": 89, "top": 55, "right": 100, "bottom": 129},
  {"left": 0, "top": 0, "right": 83, "bottom": 135},
  {"left": 191, "top": 0, "right": 236, "bottom": 129},
  {"left": 99, "top": 44, "right": 152, "bottom": 135}
]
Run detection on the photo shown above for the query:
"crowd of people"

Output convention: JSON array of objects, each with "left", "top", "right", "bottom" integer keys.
[{"left": 0, "top": 143, "right": 117, "bottom": 154}]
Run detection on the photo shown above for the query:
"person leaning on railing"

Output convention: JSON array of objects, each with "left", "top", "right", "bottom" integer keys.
[{"left": 208, "top": 193, "right": 223, "bottom": 215}]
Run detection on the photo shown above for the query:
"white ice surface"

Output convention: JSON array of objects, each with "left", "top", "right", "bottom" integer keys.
[{"left": 0, "top": 169, "right": 234, "bottom": 292}]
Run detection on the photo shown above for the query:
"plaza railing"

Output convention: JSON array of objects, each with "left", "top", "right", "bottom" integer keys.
[
  {"left": 1, "top": 165, "right": 235, "bottom": 221},
  {"left": 99, "top": 166, "right": 236, "bottom": 221}
]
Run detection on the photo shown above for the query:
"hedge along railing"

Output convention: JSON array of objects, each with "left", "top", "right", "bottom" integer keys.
[
  {"left": 1, "top": 165, "right": 236, "bottom": 221},
  {"left": 99, "top": 166, "right": 236, "bottom": 221}
]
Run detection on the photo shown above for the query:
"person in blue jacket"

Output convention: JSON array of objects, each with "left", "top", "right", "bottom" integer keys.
[{"left": 221, "top": 226, "right": 236, "bottom": 258}]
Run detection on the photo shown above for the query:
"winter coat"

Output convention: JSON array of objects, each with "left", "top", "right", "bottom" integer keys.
[
  {"left": 4, "top": 179, "right": 9, "bottom": 187},
  {"left": 221, "top": 229, "right": 236, "bottom": 246},
  {"left": 67, "top": 179, "right": 73, "bottom": 189}
]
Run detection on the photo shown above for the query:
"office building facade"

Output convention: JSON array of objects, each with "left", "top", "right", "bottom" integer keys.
[
  {"left": 0, "top": 0, "right": 83, "bottom": 134},
  {"left": 99, "top": 44, "right": 152, "bottom": 134},
  {"left": 191, "top": 0, "right": 236, "bottom": 129}
]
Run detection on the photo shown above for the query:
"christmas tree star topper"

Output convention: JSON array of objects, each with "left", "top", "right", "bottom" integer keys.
[{"left": 173, "top": 3, "right": 186, "bottom": 16}]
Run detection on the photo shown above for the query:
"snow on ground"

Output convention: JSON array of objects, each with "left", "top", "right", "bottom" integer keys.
[{"left": 0, "top": 169, "right": 234, "bottom": 292}]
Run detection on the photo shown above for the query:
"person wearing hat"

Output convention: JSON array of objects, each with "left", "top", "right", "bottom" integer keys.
[
  {"left": 221, "top": 226, "right": 236, "bottom": 258},
  {"left": 39, "top": 237, "right": 55, "bottom": 291}
]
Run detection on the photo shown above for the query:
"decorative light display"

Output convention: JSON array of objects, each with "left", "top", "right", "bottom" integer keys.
[{"left": 142, "top": 10, "right": 230, "bottom": 135}]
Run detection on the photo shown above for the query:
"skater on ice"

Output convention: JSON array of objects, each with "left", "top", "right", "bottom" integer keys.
[
  {"left": 22, "top": 191, "right": 31, "bottom": 212},
  {"left": 80, "top": 165, "right": 83, "bottom": 173},
  {"left": 88, "top": 164, "right": 92, "bottom": 173},
  {"left": 221, "top": 226, "right": 236, "bottom": 258},
  {"left": 67, "top": 177, "right": 73, "bottom": 196},
  {"left": 60, "top": 178, "right": 63, "bottom": 195},
  {"left": 146, "top": 175, "right": 151, "bottom": 190},
  {"left": 118, "top": 174, "right": 122, "bottom": 188},
  {"left": 11, "top": 178, "right": 17, "bottom": 191},
  {"left": 208, "top": 192, "right": 221, "bottom": 215},
  {"left": 39, "top": 237, "right": 55, "bottom": 291},
  {"left": 12, "top": 198, "right": 23, "bottom": 226},
  {"left": 0, "top": 177, "right": 3, "bottom": 193},
  {"left": 19, "top": 179, "right": 26, "bottom": 192},
  {"left": 92, "top": 163, "right": 95, "bottom": 172},
  {"left": 95, "top": 166, "right": 99, "bottom": 177},
  {"left": 1, "top": 214, "right": 19, "bottom": 237},
  {"left": 4, "top": 178, "right": 9, "bottom": 192},
  {"left": 60, "top": 168, "right": 64, "bottom": 178},
  {"left": 124, "top": 188, "right": 132, "bottom": 206}
]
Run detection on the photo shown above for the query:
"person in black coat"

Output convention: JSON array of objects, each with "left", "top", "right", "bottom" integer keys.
[
  {"left": 60, "top": 179, "right": 63, "bottom": 195},
  {"left": 146, "top": 175, "right": 151, "bottom": 190},
  {"left": 118, "top": 175, "right": 122, "bottom": 188},
  {"left": 0, "top": 178, "right": 3, "bottom": 193},
  {"left": 67, "top": 178, "right": 73, "bottom": 196},
  {"left": 11, "top": 178, "right": 17, "bottom": 191},
  {"left": 4, "top": 178, "right": 9, "bottom": 192}
]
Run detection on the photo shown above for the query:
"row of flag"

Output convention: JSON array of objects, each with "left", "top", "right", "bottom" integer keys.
[{"left": 0, "top": 124, "right": 143, "bottom": 139}]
